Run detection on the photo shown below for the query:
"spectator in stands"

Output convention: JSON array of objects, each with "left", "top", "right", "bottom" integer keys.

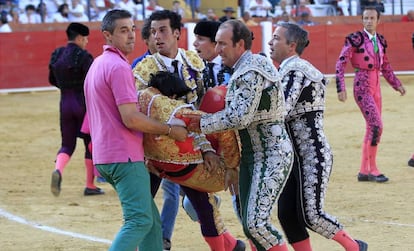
[
  {"left": 171, "top": 0, "right": 185, "bottom": 18},
  {"left": 203, "top": 8, "right": 218, "bottom": 21},
  {"left": 68, "top": 0, "right": 88, "bottom": 22},
  {"left": 219, "top": 6, "right": 236, "bottom": 23},
  {"left": 89, "top": 0, "right": 111, "bottom": 21},
  {"left": 19, "top": 4, "right": 42, "bottom": 23},
  {"left": 145, "top": 0, "right": 164, "bottom": 18},
  {"left": 0, "top": 10, "right": 12, "bottom": 32},
  {"left": 116, "top": 0, "right": 140, "bottom": 20},
  {"left": 274, "top": 0, "right": 288, "bottom": 17},
  {"left": 296, "top": 12, "right": 317, "bottom": 26},
  {"left": 185, "top": 0, "right": 200, "bottom": 14},
  {"left": 0, "top": 0, "right": 14, "bottom": 13},
  {"left": 337, "top": 0, "right": 350, "bottom": 16},
  {"left": 43, "top": 0, "right": 62, "bottom": 22},
  {"left": 238, "top": 10, "right": 258, "bottom": 26},
  {"left": 18, "top": 0, "right": 37, "bottom": 13},
  {"left": 290, "top": 0, "right": 312, "bottom": 18},
  {"left": 52, "top": 3, "right": 69, "bottom": 22},
  {"left": 361, "top": 0, "right": 384, "bottom": 13},
  {"left": 8, "top": 7, "right": 20, "bottom": 24},
  {"left": 268, "top": 0, "right": 281, "bottom": 14},
  {"left": 37, "top": 2, "right": 53, "bottom": 22},
  {"left": 276, "top": 11, "right": 294, "bottom": 23},
  {"left": 401, "top": 10, "right": 414, "bottom": 22},
  {"left": 248, "top": 0, "right": 272, "bottom": 17}
]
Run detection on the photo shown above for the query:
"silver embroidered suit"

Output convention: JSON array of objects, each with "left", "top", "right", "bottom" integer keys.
[
  {"left": 277, "top": 56, "right": 343, "bottom": 244},
  {"left": 200, "top": 51, "right": 293, "bottom": 250}
]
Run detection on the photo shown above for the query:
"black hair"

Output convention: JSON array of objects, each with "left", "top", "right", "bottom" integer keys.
[
  {"left": 149, "top": 10, "right": 182, "bottom": 32},
  {"left": 58, "top": 3, "right": 68, "bottom": 14},
  {"left": 219, "top": 19, "right": 253, "bottom": 50},
  {"left": 141, "top": 18, "right": 151, "bottom": 40},
  {"left": 362, "top": 6, "right": 381, "bottom": 19},
  {"left": 102, "top": 9, "right": 132, "bottom": 34},
  {"left": 276, "top": 22, "right": 309, "bottom": 55},
  {"left": 148, "top": 71, "right": 191, "bottom": 98}
]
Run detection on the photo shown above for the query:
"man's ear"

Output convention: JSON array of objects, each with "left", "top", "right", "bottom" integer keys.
[
  {"left": 236, "top": 39, "right": 245, "bottom": 51},
  {"left": 174, "top": 29, "right": 181, "bottom": 40},
  {"left": 289, "top": 41, "right": 297, "bottom": 53},
  {"left": 102, "top": 30, "right": 111, "bottom": 41}
]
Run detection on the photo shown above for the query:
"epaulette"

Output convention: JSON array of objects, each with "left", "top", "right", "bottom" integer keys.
[
  {"left": 133, "top": 55, "right": 159, "bottom": 90},
  {"left": 279, "top": 57, "right": 324, "bottom": 83},
  {"left": 233, "top": 53, "right": 280, "bottom": 82},
  {"left": 346, "top": 31, "right": 364, "bottom": 48},
  {"left": 377, "top": 33, "right": 387, "bottom": 52},
  {"left": 181, "top": 49, "right": 204, "bottom": 71}
]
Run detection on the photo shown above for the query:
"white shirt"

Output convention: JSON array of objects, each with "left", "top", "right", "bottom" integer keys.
[
  {"left": 0, "top": 23, "right": 12, "bottom": 33},
  {"left": 248, "top": 0, "right": 272, "bottom": 17},
  {"left": 68, "top": 2, "right": 88, "bottom": 22},
  {"left": 158, "top": 52, "right": 184, "bottom": 79},
  {"left": 52, "top": 13, "right": 70, "bottom": 22},
  {"left": 19, "top": 13, "right": 42, "bottom": 24}
]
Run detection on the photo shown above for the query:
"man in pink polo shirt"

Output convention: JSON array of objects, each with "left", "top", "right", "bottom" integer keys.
[{"left": 84, "top": 9, "right": 187, "bottom": 251}]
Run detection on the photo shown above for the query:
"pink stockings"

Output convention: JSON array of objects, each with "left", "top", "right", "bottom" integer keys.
[
  {"left": 359, "top": 141, "right": 381, "bottom": 175},
  {"left": 332, "top": 230, "right": 360, "bottom": 251},
  {"left": 291, "top": 238, "right": 312, "bottom": 251},
  {"left": 55, "top": 152, "right": 97, "bottom": 189},
  {"left": 203, "top": 231, "right": 239, "bottom": 251}
]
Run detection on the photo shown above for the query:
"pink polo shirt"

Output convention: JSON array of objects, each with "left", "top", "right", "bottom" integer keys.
[{"left": 84, "top": 45, "right": 144, "bottom": 164}]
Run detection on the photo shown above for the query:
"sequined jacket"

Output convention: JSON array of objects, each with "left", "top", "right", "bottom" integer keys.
[
  {"left": 133, "top": 48, "right": 205, "bottom": 105},
  {"left": 279, "top": 56, "right": 325, "bottom": 122},
  {"left": 335, "top": 30, "right": 402, "bottom": 93},
  {"left": 200, "top": 51, "right": 286, "bottom": 134},
  {"left": 133, "top": 48, "right": 214, "bottom": 153}
]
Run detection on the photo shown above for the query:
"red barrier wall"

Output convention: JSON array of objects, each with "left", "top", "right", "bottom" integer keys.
[{"left": 0, "top": 22, "right": 413, "bottom": 89}]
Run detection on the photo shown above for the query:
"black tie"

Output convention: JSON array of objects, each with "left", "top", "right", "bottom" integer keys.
[
  {"left": 207, "top": 62, "right": 216, "bottom": 87},
  {"left": 172, "top": 60, "right": 179, "bottom": 77}
]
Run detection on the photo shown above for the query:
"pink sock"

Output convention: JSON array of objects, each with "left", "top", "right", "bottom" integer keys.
[
  {"left": 249, "top": 240, "right": 257, "bottom": 251},
  {"left": 204, "top": 235, "right": 225, "bottom": 251},
  {"left": 368, "top": 145, "right": 381, "bottom": 176},
  {"left": 291, "top": 238, "right": 313, "bottom": 251},
  {"left": 359, "top": 141, "right": 369, "bottom": 174},
  {"left": 268, "top": 242, "right": 289, "bottom": 251},
  {"left": 55, "top": 153, "right": 70, "bottom": 174},
  {"left": 85, "top": 159, "right": 96, "bottom": 189},
  {"left": 332, "top": 230, "right": 359, "bottom": 251},
  {"left": 221, "top": 231, "right": 237, "bottom": 251}
]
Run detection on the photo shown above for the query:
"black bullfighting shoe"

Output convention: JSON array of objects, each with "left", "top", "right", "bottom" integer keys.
[
  {"left": 51, "top": 169, "right": 62, "bottom": 197},
  {"left": 233, "top": 239, "right": 246, "bottom": 251},
  {"left": 356, "top": 239, "right": 368, "bottom": 251},
  {"left": 84, "top": 187, "right": 105, "bottom": 196},
  {"left": 357, "top": 173, "right": 369, "bottom": 182},
  {"left": 368, "top": 174, "right": 389, "bottom": 183},
  {"left": 408, "top": 158, "right": 414, "bottom": 167}
]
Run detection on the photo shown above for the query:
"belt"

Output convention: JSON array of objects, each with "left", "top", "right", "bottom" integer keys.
[{"left": 164, "top": 164, "right": 197, "bottom": 177}]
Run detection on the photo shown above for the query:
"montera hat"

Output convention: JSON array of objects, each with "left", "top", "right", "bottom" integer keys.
[
  {"left": 194, "top": 20, "right": 221, "bottom": 42},
  {"left": 66, "top": 22, "right": 89, "bottom": 37},
  {"left": 222, "top": 7, "right": 235, "bottom": 13}
]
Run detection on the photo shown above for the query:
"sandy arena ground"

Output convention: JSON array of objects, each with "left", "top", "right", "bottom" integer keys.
[{"left": 1, "top": 75, "right": 414, "bottom": 251}]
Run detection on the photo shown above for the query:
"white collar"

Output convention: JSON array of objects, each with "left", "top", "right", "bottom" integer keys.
[
  {"left": 279, "top": 55, "right": 298, "bottom": 70},
  {"left": 364, "top": 28, "right": 376, "bottom": 40},
  {"left": 158, "top": 51, "right": 182, "bottom": 67}
]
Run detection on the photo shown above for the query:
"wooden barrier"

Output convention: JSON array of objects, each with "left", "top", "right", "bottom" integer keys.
[{"left": 1, "top": 20, "right": 413, "bottom": 89}]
